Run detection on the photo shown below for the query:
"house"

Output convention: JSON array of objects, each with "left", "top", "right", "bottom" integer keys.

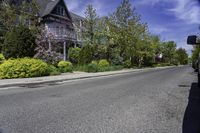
[
  {"left": 0, "top": 0, "right": 85, "bottom": 60},
  {"left": 35, "top": 0, "right": 85, "bottom": 60}
]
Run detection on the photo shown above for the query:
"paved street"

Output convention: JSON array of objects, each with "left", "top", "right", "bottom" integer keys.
[{"left": 0, "top": 66, "right": 196, "bottom": 133}]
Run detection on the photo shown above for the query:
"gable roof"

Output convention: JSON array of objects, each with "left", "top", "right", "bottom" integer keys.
[
  {"left": 36, "top": 0, "right": 84, "bottom": 21},
  {"left": 41, "top": 0, "right": 59, "bottom": 17}
]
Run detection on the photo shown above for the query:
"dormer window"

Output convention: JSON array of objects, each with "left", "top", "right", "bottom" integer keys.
[{"left": 57, "top": 6, "right": 65, "bottom": 16}]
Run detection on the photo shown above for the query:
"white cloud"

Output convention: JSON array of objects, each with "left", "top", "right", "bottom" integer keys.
[
  {"left": 64, "top": 0, "right": 109, "bottom": 17},
  {"left": 135, "top": 0, "right": 171, "bottom": 6},
  {"left": 135, "top": 0, "right": 200, "bottom": 24},
  {"left": 168, "top": 0, "right": 200, "bottom": 24}
]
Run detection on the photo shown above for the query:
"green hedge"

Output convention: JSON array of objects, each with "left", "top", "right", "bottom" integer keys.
[
  {"left": 0, "top": 58, "right": 49, "bottom": 79},
  {"left": 58, "top": 61, "right": 73, "bottom": 73}
]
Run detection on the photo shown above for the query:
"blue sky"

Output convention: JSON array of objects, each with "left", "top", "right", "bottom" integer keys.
[{"left": 65, "top": 0, "right": 200, "bottom": 55}]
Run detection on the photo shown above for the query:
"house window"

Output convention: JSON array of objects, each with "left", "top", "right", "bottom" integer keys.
[{"left": 57, "top": 6, "right": 64, "bottom": 16}]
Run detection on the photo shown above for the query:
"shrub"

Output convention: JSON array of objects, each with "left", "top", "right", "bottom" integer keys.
[
  {"left": 2, "top": 25, "right": 36, "bottom": 59},
  {"left": 48, "top": 65, "right": 61, "bottom": 76},
  {"left": 0, "top": 58, "right": 49, "bottom": 79},
  {"left": 95, "top": 45, "right": 108, "bottom": 60},
  {"left": 79, "top": 44, "right": 94, "bottom": 64},
  {"left": 87, "top": 61, "right": 98, "bottom": 72},
  {"left": 58, "top": 61, "right": 73, "bottom": 73},
  {"left": 98, "top": 59, "right": 110, "bottom": 67},
  {"left": 68, "top": 47, "right": 81, "bottom": 64},
  {"left": 98, "top": 59, "right": 110, "bottom": 72},
  {"left": 123, "top": 60, "right": 132, "bottom": 68},
  {"left": 107, "top": 46, "right": 123, "bottom": 65},
  {"left": 34, "top": 50, "right": 63, "bottom": 65},
  {"left": 0, "top": 53, "right": 5, "bottom": 64}
]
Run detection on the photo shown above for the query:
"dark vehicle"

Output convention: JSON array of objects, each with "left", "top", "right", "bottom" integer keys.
[{"left": 187, "top": 35, "right": 200, "bottom": 86}]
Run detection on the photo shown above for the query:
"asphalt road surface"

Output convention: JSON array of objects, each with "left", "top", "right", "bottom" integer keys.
[{"left": 0, "top": 66, "right": 197, "bottom": 133}]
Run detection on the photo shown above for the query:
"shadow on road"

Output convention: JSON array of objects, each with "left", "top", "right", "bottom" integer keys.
[{"left": 183, "top": 83, "right": 200, "bottom": 133}]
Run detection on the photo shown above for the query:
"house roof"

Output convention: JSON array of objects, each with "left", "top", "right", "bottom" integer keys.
[
  {"left": 36, "top": 0, "right": 59, "bottom": 17},
  {"left": 36, "top": 0, "right": 84, "bottom": 21}
]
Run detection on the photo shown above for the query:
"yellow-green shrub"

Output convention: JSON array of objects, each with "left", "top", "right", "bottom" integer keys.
[
  {"left": 98, "top": 59, "right": 110, "bottom": 68},
  {"left": 0, "top": 54, "right": 5, "bottom": 64},
  {"left": 58, "top": 61, "right": 73, "bottom": 73},
  {"left": 98, "top": 59, "right": 110, "bottom": 71},
  {"left": 0, "top": 58, "right": 49, "bottom": 79}
]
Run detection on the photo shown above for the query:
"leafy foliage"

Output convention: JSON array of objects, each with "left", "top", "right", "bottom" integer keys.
[
  {"left": 0, "top": 58, "right": 49, "bottom": 79},
  {"left": 98, "top": 59, "right": 110, "bottom": 68},
  {"left": 162, "top": 41, "right": 177, "bottom": 64},
  {"left": 34, "top": 29, "right": 63, "bottom": 65},
  {"left": 176, "top": 48, "right": 188, "bottom": 65},
  {"left": 84, "top": 4, "right": 99, "bottom": 44},
  {"left": 2, "top": 25, "right": 36, "bottom": 59},
  {"left": 79, "top": 44, "right": 94, "bottom": 64},
  {"left": 0, "top": 53, "right": 5, "bottom": 64},
  {"left": 69, "top": 47, "right": 81, "bottom": 64},
  {"left": 47, "top": 65, "right": 61, "bottom": 76},
  {"left": 87, "top": 61, "right": 98, "bottom": 72},
  {"left": 0, "top": 0, "right": 40, "bottom": 31},
  {"left": 123, "top": 60, "right": 132, "bottom": 68},
  {"left": 58, "top": 61, "right": 73, "bottom": 73}
]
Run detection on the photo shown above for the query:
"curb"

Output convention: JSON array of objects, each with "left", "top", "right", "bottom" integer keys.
[{"left": 0, "top": 66, "right": 178, "bottom": 89}]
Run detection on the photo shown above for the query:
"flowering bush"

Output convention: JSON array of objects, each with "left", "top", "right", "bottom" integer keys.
[{"left": 34, "top": 50, "right": 63, "bottom": 65}]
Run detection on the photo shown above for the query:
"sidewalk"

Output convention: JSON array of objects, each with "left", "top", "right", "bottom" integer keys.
[{"left": 0, "top": 66, "right": 175, "bottom": 88}]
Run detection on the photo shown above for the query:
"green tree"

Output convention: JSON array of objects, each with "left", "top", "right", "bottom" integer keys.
[
  {"left": 0, "top": 0, "right": 40, "bottom": 32},
  {"left": 0, "top": 1, "right": 17, "bottom": 31},
  {"left": 78, "top": 44, "right": 95, "bottom": 64},
  {"left": 2, "top": 25, "right": 36, "bottom": 58},
  {"left": 84, "top": 4, "right": 99, "bottom": 45},
  {"left": 68, "top": 47, "right": 81, "bottom": 64},
  {"left": 162, "top": 41, "right": 177, "bottom": 64},
  {"left": 110, "top": 0, "right": 144, "bottom": 65},
  {"left": 176, "top": 48, "right": 188, "bottom": 65}
]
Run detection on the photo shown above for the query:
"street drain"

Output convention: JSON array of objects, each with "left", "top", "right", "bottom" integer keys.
[{"left": 178, "top": 85, "right": 191, "bottom": 88}]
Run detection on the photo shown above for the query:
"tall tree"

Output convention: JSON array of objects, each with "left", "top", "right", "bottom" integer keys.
[
  {"left": 176, "top": 48, "right": 188, "bottom": 65},
  {"left": 113, "top": 0, "right": 133, "bottom": 26},
  {"left": 0, "top": 0, "right": 40, "bottom": 31},
  {"left": 84, "top": 4, "right": 98, "bottom": 45},
  {"left": 0, "top": 0, "right": 17, "bottom": 31},
  {"left": 162, "top": 41, "right": 177, "bottom": 64}
]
